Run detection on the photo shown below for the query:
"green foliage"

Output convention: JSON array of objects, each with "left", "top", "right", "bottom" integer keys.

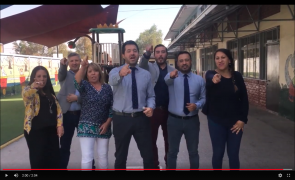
[
  {"left": 75, "top": 36, "right": 92, "bottom": 58},
  {"left": 12, "top": 41, "right": 69, "bottom": 57},
  {"left": 135, "top": 24, "right": 163, "bottom": 55}
]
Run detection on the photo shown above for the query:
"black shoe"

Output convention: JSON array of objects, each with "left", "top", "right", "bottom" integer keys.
[
  {"left": 92, "top": 159, "right": 95, "bottom": 171},
  {"left": 154, "top": 165, "right": 160, "bottom": 170}
]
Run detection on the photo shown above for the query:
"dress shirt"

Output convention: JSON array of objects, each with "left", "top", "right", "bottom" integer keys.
[
  {"left": 68, "top": 70, "right": 81, "bottom": 111},
  {"left": 109, "top": 64, "right": 155, "bottom": 113},
  {"left": 164, "top": 71, "right": 206, "bottom": 116}
]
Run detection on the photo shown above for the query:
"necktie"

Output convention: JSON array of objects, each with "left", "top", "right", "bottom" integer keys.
[
  {"left": 183, "top": 74, "right": 190, "bottom": 115},
  {"left": 130, "top": 67, "right": 138, "bottom": 109}
]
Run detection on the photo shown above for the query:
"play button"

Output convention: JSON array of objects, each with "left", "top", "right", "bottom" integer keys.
[{"left": 5, "top": 174, "right": 8, "bottom": 177}]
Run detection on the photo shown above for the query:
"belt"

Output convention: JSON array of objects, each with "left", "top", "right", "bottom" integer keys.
[
  {"left": 67, "top": 110, "right": 81, "bottom": 115},
  {"left": 114, "top": 111, "right": 144, "bottom": 118},
  {"left": 156, "top": 106, "right": 168, "bottom": 110},
  {"left": 169, "top": 112, "right": 198, "bottom": 120}
]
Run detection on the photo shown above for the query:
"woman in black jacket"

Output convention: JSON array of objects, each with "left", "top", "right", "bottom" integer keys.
[{"left": 202, "top": 48, "right": 249, "bottom": 170}]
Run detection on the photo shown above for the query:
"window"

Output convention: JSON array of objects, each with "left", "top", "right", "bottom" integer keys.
[
  {"left": 201, "top": 5, "right": 205, "bottom": 12},
  {"left": 227, "top": 26, "right": 279, "bottom": 79},
  {"left": 227, "top": 40, "right": 238, "bottom": 72},
  {"left": 193, "top": 14, "right": 196, "bottom": 19},
  {"left": 255, "top": 33, "right": 260, "bottom": 78},
  {"left": 201, "top": 48, "right": 205, "bottom": 71},
  {"left": 201, "top": 5, "right": 207, "bottom": 12},
  {"left": 190, "top": 51, "right": 196, "bottom": 71},
  {"left": 200, "top": 44, "right": 218, "bottom": 72},
  {"left": 240, "top": 34, "right": 260, "bottom": 78}
]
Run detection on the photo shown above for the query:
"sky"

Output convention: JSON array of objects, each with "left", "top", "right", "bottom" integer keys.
[{"left": 0, "top": 5, "right": 182, "bottom": 54}]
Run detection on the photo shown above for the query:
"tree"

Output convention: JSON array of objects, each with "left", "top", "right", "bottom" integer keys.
[
  {"left": 135, "top": 24, "right": 163, "bottom": 55},
  {"left": 75, "top": 36, "right": 92, "bottom": 58},
  {"left": 12, "top": 41, "right": 69, "bottom": 57},
  {"left": 48, "top": 43, "right": 69, "bottom": 58}
]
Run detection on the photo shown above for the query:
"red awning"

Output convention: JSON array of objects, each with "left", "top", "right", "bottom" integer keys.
[{"left": 0, "top": 5, "right": 119, "bottom": 47}]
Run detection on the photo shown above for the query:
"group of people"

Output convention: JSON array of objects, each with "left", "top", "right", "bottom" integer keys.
[{"left": 22, "top": 40, "right": 249, "bottom": 171}]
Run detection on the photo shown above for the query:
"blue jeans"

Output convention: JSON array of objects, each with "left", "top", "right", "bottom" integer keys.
[
  {"left": 167, "top": 114, "right": 200, "bottom": 170},
  {"left": 207, "top": 117, "right": 243, "bottom": 170}
]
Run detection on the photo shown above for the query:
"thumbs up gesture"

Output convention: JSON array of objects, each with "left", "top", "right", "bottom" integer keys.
[{"left": 119, "top": 64, "right": 131, "bottom": 77}]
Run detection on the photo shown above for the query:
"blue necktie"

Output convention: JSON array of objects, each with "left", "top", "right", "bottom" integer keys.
[
  {"left": 183, "top": 74, "right": 190, "bottom": 115},
  {"left": 130, "top": 67, "right": 138, "bottom": 109}
]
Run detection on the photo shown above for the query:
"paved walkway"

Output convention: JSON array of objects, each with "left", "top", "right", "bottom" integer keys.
[{"left": 1, "top": 105, "right": 294, "bottom": 170}]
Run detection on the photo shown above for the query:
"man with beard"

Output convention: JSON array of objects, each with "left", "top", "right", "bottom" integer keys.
[
  {"left": 164, "top": 51, "right": 206, "bottom": 170},
  {"left": 109, "top": 40, "right": 155, "bottom": 170},
  {"left": 139, "top": 44, "right": 174, "bottom": 169}
]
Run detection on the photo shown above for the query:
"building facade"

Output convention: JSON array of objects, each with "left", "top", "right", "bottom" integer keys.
[{"left": 165, "top": 5, "right": 295, "bottom": 120}]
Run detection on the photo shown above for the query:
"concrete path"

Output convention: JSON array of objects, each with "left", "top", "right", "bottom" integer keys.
[{"left": 1, "top": 106, "right": 294, "bottom": 170}]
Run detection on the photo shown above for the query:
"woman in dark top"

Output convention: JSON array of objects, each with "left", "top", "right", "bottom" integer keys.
[
  {"left": 22, "top": 66, "right": 64, "bottom": 170},
  {"left": 202, "top": 48, "right": 249, "bottom": 170}
]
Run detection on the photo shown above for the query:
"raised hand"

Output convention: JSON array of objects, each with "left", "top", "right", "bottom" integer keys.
[
  {"left": 212, "top": 73, "right": 221, "bottom": 84},
  {"left": 170, "top": 69, "right": 178, "bottom": 79},
  {"left": 119, "top": 64, "right": 131, "bottom": 77},
  {"left": 145, "top": 45, "right": 153, "bottom": 55},
  {"left": 81, "top": 55, "right": 89, "bottom": 68},
  {"left": 60, "top": 57, "right": 67, "bottom": 65}
]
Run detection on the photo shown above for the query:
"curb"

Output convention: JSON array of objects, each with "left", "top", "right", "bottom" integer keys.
[{"left": 0, "top": 134, "right": 24, "bottom": 149}]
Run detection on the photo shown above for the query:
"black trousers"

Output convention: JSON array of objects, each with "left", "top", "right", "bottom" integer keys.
[
  {"left": 24, "top": 126, "right": 59, "bottom": 170},
  {"left": 59, "top": 111, "right": 95, "bottom": 170},
  {"left": 59, "top": 111, "right": 80, "bottom": 169},
  {"left": 113, "top": 114, "right": 154, "bottom": 171}
]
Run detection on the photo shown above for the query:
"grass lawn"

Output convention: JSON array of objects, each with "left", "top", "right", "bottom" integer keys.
[{"left": 0, "top": 84, "right": 60, "bottom": 145}]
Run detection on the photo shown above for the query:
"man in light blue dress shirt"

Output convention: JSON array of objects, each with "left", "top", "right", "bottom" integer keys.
[
  {"left": 164, "top": 51, "right": 206, "bottom": 170},
  {"left": 109, "top": 40, "right": 155, "bottom": 170}
]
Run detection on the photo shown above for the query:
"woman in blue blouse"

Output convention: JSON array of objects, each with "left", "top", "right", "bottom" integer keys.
[{"left": 74, "top": 56, "right": 113, "bottom": 170}]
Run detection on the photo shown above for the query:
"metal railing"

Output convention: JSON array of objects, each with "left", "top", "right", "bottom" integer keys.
[{"left": 93, "top": 43, "right": 120, "bottom": 66}]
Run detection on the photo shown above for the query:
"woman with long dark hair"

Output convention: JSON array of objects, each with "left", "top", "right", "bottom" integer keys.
[
  {"left": 22, "top": 66, "right": 64, "bottom": 169},
  {"left": 202, "top": 48, "right": 249, "bottom": 170}
]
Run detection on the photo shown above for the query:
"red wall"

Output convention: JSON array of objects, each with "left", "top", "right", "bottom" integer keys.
[{"left": 244, "top": 78, "right": 267, "bottom": 108}]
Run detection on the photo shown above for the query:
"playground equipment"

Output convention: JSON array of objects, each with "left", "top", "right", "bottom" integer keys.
[{"left": 67, "top": 23, "right": 125, "bottom": 82}]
